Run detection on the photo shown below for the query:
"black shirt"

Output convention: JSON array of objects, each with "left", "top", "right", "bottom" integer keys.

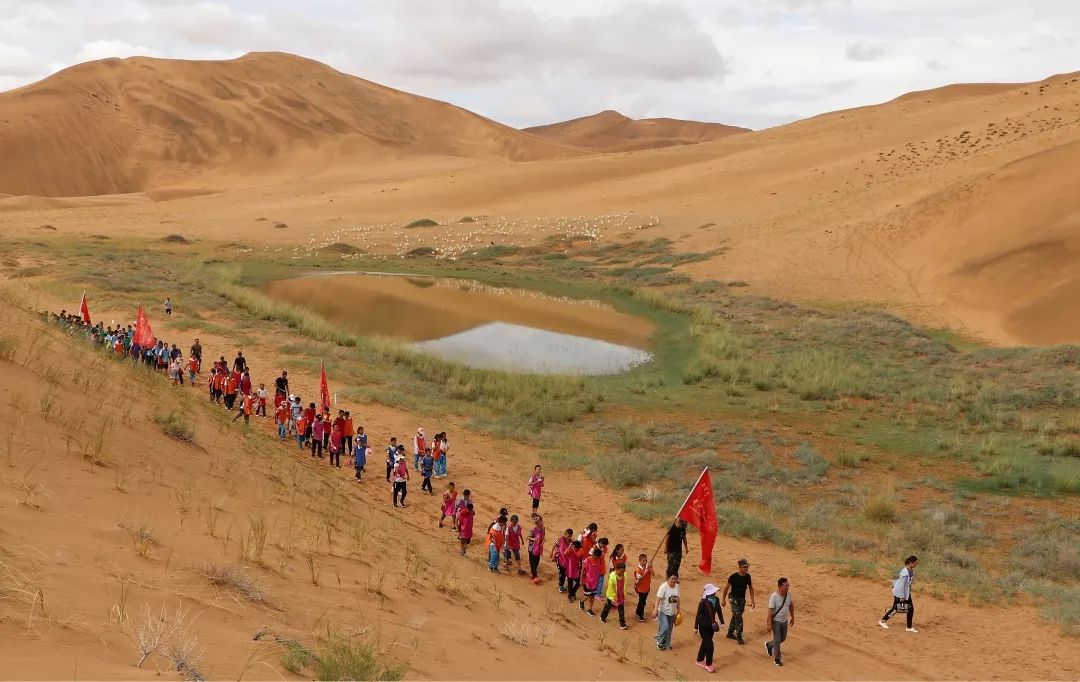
[
  {"left": 727, "top": 572, "right": 752, "bottom": 600},
  {"left": 275, "top": 376, "right": 289, "bottom": 394},
  {"left": 234, "top": 355, "right": 246, "bottom": 372},
  {"left": 665, "top": 523, "right": 686, "bottom": 554}
]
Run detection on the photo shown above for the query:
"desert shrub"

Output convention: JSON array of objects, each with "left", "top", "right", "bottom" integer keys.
[
  {"left": 1025, "top": 582, "right": 1080, "bottom": 635},
  {"left": 717, "top": 506, "right": 795, "bottom": 548},
  {"left": 155, "top": 411, "right": 194, "bottom": 442},
  {"left": 540, "top": 450, "right": 587, "bottom": 471},
  {"left": 196, "top": 562, "right": 270, "bottom": 604},
  {"left": 970, "top": 454, "right": 1080, "bottom": 496},
  {"left": 315, "top": 636, "right": 403, "bottom": 681},
  {"left": 587, "top": 454, "right": 675, "bottom": 488},
  {"left": 1012, "top": 520, "right": 1080, "bottom": 581},
  {"left": 273, "top": 222, "right": 288, "bottom": 229},
  {"left": 405, "top": 247, "right": 438, "bottom": 258},
  {"left": 901, "top": 504, "right": 983, "bottom": 553},
  {"left": 862, "top": 494, "right": 897, "bottom": 524},
  {"left": 791, "top": 443, "right": 829, "bottom": 482},
  {"left": 459, "top": 216, "right": 476, "bottom": 223},
  {"left": 0, "top": 335, "right": 16, "bottom": 361},
  {"left": 162, "top": 234, "right": 190, "bottom": 244},
  {"left": 323, "top": 242, "right": 360, "bottom": 254},
  {"left": 281, "top": 641, "right": 315, "bottom": 674},
  {"left": 405, "top": 218, "right": 438, "bottom": 229}
]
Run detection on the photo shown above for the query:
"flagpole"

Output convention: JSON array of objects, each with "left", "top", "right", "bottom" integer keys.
[{"left": 648, "top": 466, "right": 709, "bottom": 575}]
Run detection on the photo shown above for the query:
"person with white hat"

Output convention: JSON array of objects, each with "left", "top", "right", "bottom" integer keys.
[
  {"left": 694, "top": 583, "right": 724, "bottom": 673},
  {"left": 412, "top": 427, "right": 426, "bottom": 471}
]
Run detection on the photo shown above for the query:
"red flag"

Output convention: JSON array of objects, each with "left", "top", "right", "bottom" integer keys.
[
  {"left": 79, "top": 292, "right": 91, "bottom": 324},
  {"left": 677, "top": 468, "right": 718, "bottom": 574},
  {"left": 133, "top": 304, "right": 156, "bottom": 348},
  {"left": 319, "top": 361, "right": 331, "bottom": 411}
]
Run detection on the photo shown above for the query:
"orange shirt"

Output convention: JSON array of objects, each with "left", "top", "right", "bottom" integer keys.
[
  {"left": 187, "top": 358, "right": 199, "bottom": 373},
  {"left": 242, "top": 394, "right": 253, "bottom": 415},
  {"left": 225, "top": 376, "right": 238, "bottom": 395},
  {"left": 580, "top": 530, "right": 596, "bottom": 556},
  {"left": 343, "top": 417, "right": 354, "bottom": 437},
  {"left": 276, "top": 405, "right": 288, "bottom": 424},
  {"left": 634, "top": 563, "right": 652, "bottom": 594}
]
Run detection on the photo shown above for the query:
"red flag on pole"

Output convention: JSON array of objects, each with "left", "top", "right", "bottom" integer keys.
[
  {"left": 677, "top": 468, "right": 718, "bottom": 574},
  {"left": 133, "top": 304, "right": 156, "bottom": 348},
  {"left": 319, "top": 361, "right": 331, "bottom": 411},
  {"left": 79, "top": 292, "right": 91, "bottom": 324}
]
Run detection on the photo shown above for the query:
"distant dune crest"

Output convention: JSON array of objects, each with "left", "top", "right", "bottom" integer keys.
[
  {"left": 0, "top": 51, "right": 580, "bottom": 198},
  {"left": 523, "top": 109, "right": 751, "bottom": 152}
]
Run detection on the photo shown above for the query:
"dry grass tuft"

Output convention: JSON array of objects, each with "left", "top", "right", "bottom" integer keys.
[{"left": 196, "top": 562, "right": 271, "bottom": 605}]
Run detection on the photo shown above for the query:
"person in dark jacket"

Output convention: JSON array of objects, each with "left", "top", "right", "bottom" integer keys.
[{"left": 694, "top": 583, "right": 724, "bottom": 673}]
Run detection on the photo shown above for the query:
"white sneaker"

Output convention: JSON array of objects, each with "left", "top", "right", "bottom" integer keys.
[
  {"left": 878, "top": 620, "right": 890, "bottom": 629},
  {"left": 905, "top": 627, "right": 918, "bottom": 633}
]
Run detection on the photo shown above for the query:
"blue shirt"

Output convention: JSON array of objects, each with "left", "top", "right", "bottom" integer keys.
[{"left": 421, "top": 455, "right": 434, "bottom": 477}]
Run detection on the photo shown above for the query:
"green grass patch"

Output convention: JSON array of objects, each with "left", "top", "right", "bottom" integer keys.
[
  {"left": 404, "top": 218, "right": 438, "bottom": 229},
  {"left": 717, "top": 506, "right": 795, "bottom": 548},
  {"left": 154, "top": 411, "right": 194, "bottom": 442}
]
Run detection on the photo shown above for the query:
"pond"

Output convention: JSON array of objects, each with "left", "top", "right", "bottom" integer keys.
[{"left": 262, "top": 273, "right": 653, "bottom": 375}]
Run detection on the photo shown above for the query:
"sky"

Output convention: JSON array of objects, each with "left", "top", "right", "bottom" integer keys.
[{"left": 1, "top": 0, "right": 1077, "bottom": 130}]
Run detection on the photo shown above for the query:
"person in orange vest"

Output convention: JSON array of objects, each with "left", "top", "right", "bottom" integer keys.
[
  {"left": 223, "top": 371, "right": 239, "bottom": 410},
  {"left": 342, "top": 411, "right": 355, "bottom": 459},
  {"left": 487, "top": 514, "right": 507, "bottom": 574},
  {"left": 187, "top": 355, "right": 199, "bottom": 386},
  {"left": 275, "top": 398, "right": 289, "bottom": 441},
  {"left": 213, "top": 367, "right": 226, "bottom": 404},
  {"left": 233, "top": 390, "right": 254, "bottom": 424}
]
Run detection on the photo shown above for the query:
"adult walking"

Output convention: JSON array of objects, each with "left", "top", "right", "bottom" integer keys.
[
  {"left": 764, "top": 577, "right": 795, "bottom": 667},
  {"left": 654, "top": 573, "right": 681, "bottom": 651},
  {"left": 722, "top": 558, "right": 755, "bottom": 644},
  {"left": 879, "top": 555, "right": 918, "bottom": 633},
  {"left": 694, "top": 584, "right": 724, "bottom": 673},
  {"left": 665, "top": 519, "right": 688, "bottom": 579},
  {"left": 274, "top": 370, "right": 289, "bottom": 408}
]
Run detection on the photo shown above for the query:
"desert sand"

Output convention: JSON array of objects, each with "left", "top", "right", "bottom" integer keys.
[
  {"left": 1, "top": 54, "right": 1078, "bottom": 344},
  {"left": 1, "top": 53, "right": 1080, "bottom": 681},
  {"left": 1, "top": 297, "right": 1077, "bottom": 681}
]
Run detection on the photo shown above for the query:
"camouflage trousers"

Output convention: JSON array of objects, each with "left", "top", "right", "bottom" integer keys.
[{"left": 728, "top": 598, "right": 746, "bottom": 637}]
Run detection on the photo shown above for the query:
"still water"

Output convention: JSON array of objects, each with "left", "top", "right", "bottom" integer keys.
[{"left": 263, "top": 273, "right": 653, "bottom": 375}]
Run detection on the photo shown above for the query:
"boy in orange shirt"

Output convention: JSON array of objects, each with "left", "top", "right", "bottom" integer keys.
[
  {"left": 342, "top": 411, "right": 355, "bottom": 459},
  {"left": 633, "top": 553, "right": 654, "bottom": 622}
]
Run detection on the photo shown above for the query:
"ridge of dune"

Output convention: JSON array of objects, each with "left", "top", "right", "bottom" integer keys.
[
  {"left": 0, "top": 51, "right": 581, "bottom": 198},
  {"left": 523, "top": 109, "right": 751, "bottom": 152}
]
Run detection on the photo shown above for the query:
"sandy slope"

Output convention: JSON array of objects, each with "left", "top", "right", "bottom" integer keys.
[
  {"left": 0, "top": 52, "right": 578, "bottom": 198},
  {"left": 1, "top": 296, "right": 1078, "bottom": 681},
  {"left": 1, "top": 58, "right": 1079, "bottom": 345},
  {"left": 523, "top": 110, "right": 750, "bottom": 152}
]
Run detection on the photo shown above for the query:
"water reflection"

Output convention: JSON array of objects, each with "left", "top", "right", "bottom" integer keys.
[
  {"left": 415, "top": 322, "right": 652, "bottom": 375},
  {"left": 263, "top": 273, "right": 653, "bottom": 375}
]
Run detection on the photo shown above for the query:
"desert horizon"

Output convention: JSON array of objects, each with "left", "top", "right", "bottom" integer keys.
[{"left": 1, "top": 4, "right": 1078, "bottom": 682}]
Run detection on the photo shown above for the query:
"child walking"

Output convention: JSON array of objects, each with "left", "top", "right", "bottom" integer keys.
[
  {"left": 456, "top": 501, "right": 475, "bottom": 556},
  {"left": 600, "top": 565, "right": 629, "bottom": 629},
  {"left": 353, "top": 443, "right": 367, "bottom": 482},
  {"left": 633, "top": 554, "right": 654, "bottom": 623},
  {"left": 564, "top": 539, "right": 583, "bottom": 602},
  {"left": 487, "top": 515, "right": 507, "bottom": 573},
  {"left": 528, "top": 465, "right": 544, "bottom": 510},
  {"left": 528, "top": 514, "right": 545, "bottom": 584},
  {"left": 420, "top": 448, "right": 435, "bottom": 494},
  {"left": 439, "top": 482, "right": 458, "bottom": 528},
  {"left": 581, "top": 547, "right": 604, "bottom": 616},
  {"left": 329, "top": 423, "right": 343, "bottom": 467},
  {"left": 504, "top": 515, "right": 525, "bottom": 575},
  {"left": 552, "top": 529, "right": 573, "bottom": 593}
]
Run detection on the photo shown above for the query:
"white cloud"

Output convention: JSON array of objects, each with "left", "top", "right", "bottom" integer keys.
[
  {"left": 75, "top": 39, "right": 157, "bottom": 63},
  {"left": 0, "top": 0, "right": 1077, "bottom": 130}
]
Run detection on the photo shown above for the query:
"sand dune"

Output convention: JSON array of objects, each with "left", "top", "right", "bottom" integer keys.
[
  {"left": 524, "top": 109, "right": 750, "bottom": 152},
  {"left": 1, "top": 55, "right": 1078, "bottom": 344},
  {"left": 0, "top": 52, "right": 578, "bottom": 197}
]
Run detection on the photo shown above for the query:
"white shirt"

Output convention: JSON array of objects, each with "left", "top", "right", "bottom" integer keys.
[{"left": 656, "top": 582, "right": 681, "bottom": 616}]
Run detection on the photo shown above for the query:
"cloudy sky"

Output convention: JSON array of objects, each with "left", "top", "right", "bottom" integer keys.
[{"left": 1, "top": 0, "right": 1077, "bottom": 129}]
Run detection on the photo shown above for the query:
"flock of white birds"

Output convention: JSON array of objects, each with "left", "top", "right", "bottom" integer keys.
[{"left": 252, "top": 212, "right": 664, "bottom": 260}]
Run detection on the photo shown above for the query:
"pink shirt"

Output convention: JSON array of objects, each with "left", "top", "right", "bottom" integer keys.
[
  {"left": 583, "top": 556, "right": 602, "bottom": 590},
  {"left": 564, "top": 546, "right": 582, "bottom": 579},
  {"left": 528, "top": 473, "right": 544, "bottom": 500},
  {"left": 529, "top": 526, "right": 545, "bottom": 556},
  {"left": 505, "top": 523, "right": 523, "bottom": 551},
  {"left": 553, "top": 537, "right": 571, "bottom": 566},
  {"left": 457, "top": 508, "right": 475, "bottom": 540}
]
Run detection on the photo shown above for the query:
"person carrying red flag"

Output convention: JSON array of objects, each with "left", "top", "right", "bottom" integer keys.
[
  {"left": 79, "top": 292, "right": 91, "bottom": 325},
  {"left": 319, "top": 362, "right": 331, "bottom": 412},
  {"left": 676, "top": 468, "right": 719, "bottom": 575}
]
